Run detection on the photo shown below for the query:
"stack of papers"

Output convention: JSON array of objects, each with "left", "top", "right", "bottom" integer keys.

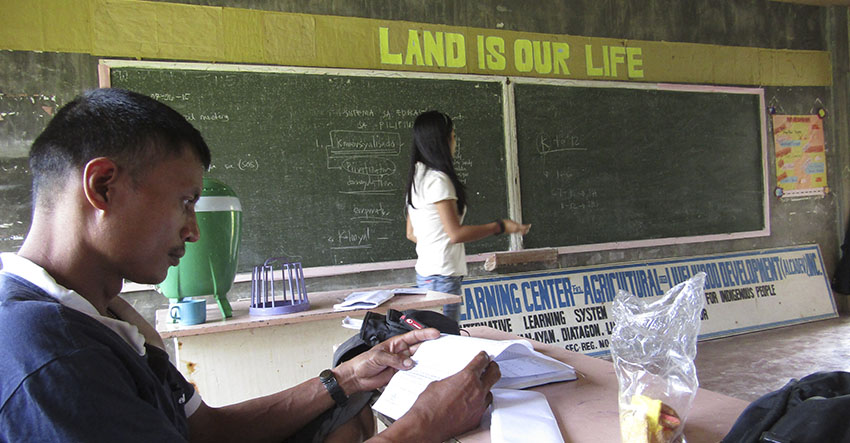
[
  {"left": 372, "top": 334, "right": 576, "bottom": 420},
  {"left": 389, "top": 287, "right": 429, "bottom": 295},
  {"left": 491, "top": 389, "right": 564, "bottom": 443},
  {"left": 333, "top": 290, "right": 394, "bottom": 311},
  {"left": 332, "top": 287, "right": 429, "bottom": 312}
]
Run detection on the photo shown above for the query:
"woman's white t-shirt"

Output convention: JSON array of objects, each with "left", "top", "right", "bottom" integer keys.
[{"left": 408, "top": 162, "right": 467, "bottom": 277}]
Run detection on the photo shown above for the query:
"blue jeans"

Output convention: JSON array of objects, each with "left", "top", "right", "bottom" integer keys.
[{"left": 416, "top": 274, "right": 463, "bottom": 322}]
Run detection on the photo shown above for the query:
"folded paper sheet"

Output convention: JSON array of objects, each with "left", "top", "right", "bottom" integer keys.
[{"left": 490, "top": 388, "right": 564, "bottom": 443}]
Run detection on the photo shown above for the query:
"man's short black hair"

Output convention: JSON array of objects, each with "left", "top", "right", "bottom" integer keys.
[{"left": 29, "top": 88, "right": 211, "bottom": 206}]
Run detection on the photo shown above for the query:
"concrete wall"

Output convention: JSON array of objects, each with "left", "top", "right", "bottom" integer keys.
[{"left": 2, "top": 0, "right": 848, "bottom": 322}]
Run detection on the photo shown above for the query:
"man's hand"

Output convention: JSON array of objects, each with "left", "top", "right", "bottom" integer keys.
[
  {"left": 334, "top": 328, "right": 441, "bottom": 395},
  {"left": 384, "top": 351, "right": 501, "bottom": 442}
]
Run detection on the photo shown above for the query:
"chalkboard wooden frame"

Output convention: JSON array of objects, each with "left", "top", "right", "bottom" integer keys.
[
  {"left": 509, "top": 77, "right": 770, "bottom": 254},
  {"left": 99, "top": 60, "right": 515, "bottom": 281}
]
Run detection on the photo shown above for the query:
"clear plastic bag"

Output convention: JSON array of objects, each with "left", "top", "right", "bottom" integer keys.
[{"left": 610, "top": 272, "right": 706, "bottom": 443}]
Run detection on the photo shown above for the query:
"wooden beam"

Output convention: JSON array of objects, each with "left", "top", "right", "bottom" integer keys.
[{"left": 483, "top": 248, "right": 559, "bottom": 271}]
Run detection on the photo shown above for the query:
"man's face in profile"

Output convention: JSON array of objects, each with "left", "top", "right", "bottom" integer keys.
[{"left": 103, "top": 149, "right": 205, "bottom": 285}]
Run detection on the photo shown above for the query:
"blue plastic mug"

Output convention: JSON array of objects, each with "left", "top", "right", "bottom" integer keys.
[{"left": 169, "top": 299, "right": 207, "bottom": 325}]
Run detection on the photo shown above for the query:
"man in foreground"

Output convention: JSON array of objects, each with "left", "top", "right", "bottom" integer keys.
[{"left": 0, "top": 88, "right": 500, "bottom": 442}]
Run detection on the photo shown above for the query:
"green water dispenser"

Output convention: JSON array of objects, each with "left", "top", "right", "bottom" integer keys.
[{"left": 158, "top": 177, "right": 242, "bottom": 318}]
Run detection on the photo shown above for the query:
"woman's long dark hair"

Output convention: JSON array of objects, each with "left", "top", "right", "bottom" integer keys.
[{"left": 405, "top": 110, "right": 467, "bottom": 214}]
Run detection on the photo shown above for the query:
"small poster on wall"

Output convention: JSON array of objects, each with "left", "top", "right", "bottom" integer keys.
[{"left": 772, "top": 114, "right": 827, "bottom": 198}]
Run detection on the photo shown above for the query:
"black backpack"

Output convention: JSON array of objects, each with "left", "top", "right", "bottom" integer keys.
[
  {"left": 722, "top": 371, "right": 850, "bottom": 443},
  {"left": 332, "top": 309, "right": 460, "bottom": 367}
]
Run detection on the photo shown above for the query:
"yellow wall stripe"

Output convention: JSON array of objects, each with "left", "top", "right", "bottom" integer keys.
[{"left": 0, "top": 0, "right": 831, "bottom": 86}]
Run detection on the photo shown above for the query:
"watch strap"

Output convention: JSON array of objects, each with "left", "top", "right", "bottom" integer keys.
[
  {"left": 494, "top": 219, "right": 506, "bottom": 235},
  {"left": 319, "top": 369, "right": 348, "bottom": 406}
]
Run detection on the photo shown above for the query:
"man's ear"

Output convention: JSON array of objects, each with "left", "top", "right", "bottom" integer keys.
[{"left": 83, "top": 157, "right": 120, "bottom": 210}]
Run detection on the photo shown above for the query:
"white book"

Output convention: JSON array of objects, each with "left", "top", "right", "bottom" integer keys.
[{"left": 372, "top": 334, "right": 576, "bottom": 420}]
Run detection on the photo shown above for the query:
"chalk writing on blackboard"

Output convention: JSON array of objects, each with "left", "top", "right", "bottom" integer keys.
[
  {"left": 453, "top": 141, "right": 474, "bottom": 183},
  {"left": 237, "top": 157, "right": 259, "bottom": 171},
  {"left": 184, "top": 112, "right": 230, "bottom": 122},
  {"left": 550, "top": 188, "right": 600, "bottom": 211},
  {"left": 108, "top": 63, "right": 509, "bottom": 269},
  {"left": 327, "top": 108, "right": 376, "bottom": 118},
  {"left": 148, "top": 92, "right": 192, "bottom": 102},
  {"left": 340, "top": 157, "right": 395, "bottom": 176},
  {"left": 330, "top": 226, "right": 374, "bottom": 250},
  {"left": 321, "top": 130, "right": 402, "bottom": 196},
  {"left": 329, "top": 130, "right": 400, "bottom": 155},
  {"left": 351, "top": 203, "right": 393, "bottom": 224},
  {"left": 536, "top": 133, "right": 584, "bottom": 155}
]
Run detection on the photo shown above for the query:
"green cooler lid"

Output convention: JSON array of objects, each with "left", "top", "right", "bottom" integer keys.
[{"left": 196, "top": 177, "right": 241, "bottom": 212}]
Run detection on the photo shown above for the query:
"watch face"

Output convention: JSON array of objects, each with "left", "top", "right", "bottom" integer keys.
[{"left": 320, "top": 369, "right": 333, "bottom": 381}]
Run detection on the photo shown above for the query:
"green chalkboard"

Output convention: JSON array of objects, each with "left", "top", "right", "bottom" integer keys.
[
  {"left": 514, "top": 82, "right": 765, "bottom": 249},
  {"left": 111, "top": 66, "right": 508, "bottom": 271}
]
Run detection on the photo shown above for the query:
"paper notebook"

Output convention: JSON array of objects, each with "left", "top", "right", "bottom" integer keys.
[{"left": 372, "top": 334, "right": 576, "bottom": 420}]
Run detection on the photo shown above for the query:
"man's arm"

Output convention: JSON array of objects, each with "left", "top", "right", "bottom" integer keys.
[
  {"left": 188, "top": 328, "right": 448, "bottom": 442},
  {"left": 188, "top": 375, "right": 336, "bottom": 443}
]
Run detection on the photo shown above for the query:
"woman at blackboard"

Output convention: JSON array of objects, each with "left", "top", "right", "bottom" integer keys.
[{"left": 405, "top": 111, "right": 530, "bottom": 321}]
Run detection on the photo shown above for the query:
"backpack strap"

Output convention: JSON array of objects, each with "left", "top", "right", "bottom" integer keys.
[{"left": 332, "top": 308, "right": 460, "bottom": 367}]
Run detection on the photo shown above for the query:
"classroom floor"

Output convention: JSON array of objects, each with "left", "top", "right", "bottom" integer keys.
[{"left": 693, "top": 314, "right": 850, "bottom": 402}]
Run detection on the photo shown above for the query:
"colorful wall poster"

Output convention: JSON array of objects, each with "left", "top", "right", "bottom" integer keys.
[
  {"left": 772, "top": 115, "right": 827, "bottom": 198},
  {"left": 459, "top": 245, "right": 835, "bottom": 356}
]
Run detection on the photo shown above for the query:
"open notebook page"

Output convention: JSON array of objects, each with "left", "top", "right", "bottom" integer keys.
[{"left": 372, "top": 334, "right": 575, "bottom": 420}]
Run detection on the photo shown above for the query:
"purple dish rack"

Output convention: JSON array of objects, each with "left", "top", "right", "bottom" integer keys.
[{"left": 249, "top": 257, "right": 310, "bottom": 316}]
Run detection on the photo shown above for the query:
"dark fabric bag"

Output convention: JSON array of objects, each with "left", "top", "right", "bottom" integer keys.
[
  {"left": 721, "top": 371, "right": 850, "bottom": 443},
  {"left": 332, "top": 309, "right": 460, "bottom": 367}
]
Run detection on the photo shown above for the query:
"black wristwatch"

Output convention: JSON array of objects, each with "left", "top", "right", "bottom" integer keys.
[{"left": 319, "top": 369, "right": 348, "bottom": 406}]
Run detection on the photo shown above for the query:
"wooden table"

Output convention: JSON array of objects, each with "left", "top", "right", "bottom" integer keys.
[
  {"left": 155, "top": 288, "right": 460, "bottom": 407},
  {"left": 457, "top": 327, "right": 748, "bottom": 442}
]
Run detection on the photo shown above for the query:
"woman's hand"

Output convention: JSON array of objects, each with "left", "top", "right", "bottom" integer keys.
[
  {"left": 405, "top": 215, "right": 417, "bottom": 243},
  {"left": 503, "top": 219, "right": 531, "bottom": 235}
]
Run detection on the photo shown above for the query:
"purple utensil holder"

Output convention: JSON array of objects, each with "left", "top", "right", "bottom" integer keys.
[{"left": 250, "top": 257, "right": 310, "bottom": 316}]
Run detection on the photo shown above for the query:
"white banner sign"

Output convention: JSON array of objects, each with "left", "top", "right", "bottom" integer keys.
[{"left": 459, "top": 245, "right": 836, "bottom": 356}]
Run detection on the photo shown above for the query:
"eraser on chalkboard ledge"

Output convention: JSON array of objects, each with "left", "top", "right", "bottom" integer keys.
[{"left": 483, "top": 248, "right": 559, "bottom": 272}]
